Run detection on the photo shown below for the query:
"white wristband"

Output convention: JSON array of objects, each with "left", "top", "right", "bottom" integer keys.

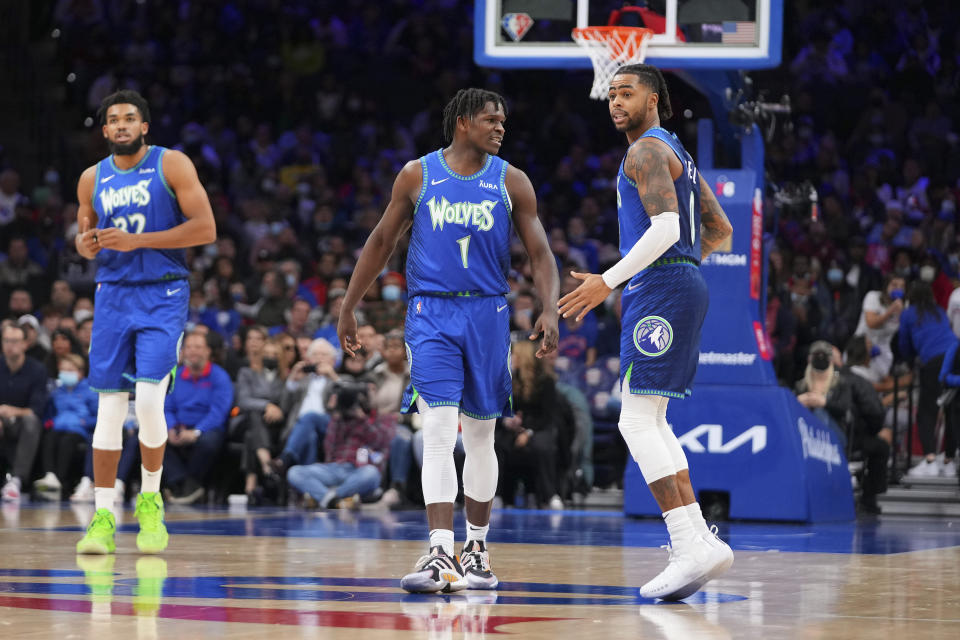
[{"left": 601, "top": 212, "right": 680, "bottom": 288}]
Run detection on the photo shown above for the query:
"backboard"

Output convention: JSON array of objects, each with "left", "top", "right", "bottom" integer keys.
[{"left": 475, "top": 0, "right": 782, "bottom": 70}]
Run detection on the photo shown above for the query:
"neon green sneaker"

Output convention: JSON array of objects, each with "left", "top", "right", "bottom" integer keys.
[
  {"left": 135, "top": 492, "right": 169, "bottom": 554},
  {"left": 76, "top": 508, "right": 116, "bottom": 555}
]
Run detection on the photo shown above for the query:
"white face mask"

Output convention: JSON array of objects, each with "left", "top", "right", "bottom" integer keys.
[{"left": 920, "top": 265, "right": 936, "bottom": 282}]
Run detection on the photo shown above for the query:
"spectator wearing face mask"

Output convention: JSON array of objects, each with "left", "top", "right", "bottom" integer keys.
[
  {"left": 236, "top": 334, "right": 287, "bottom": 502},
  {"left": 33, "top": 354, "right": 99, "bottom": 499},
  {"left": 854, "top": 274, "right": 906, "bottom": 379},
  {"left": 794, "top": 340, "right": 851, "bottom": 446},
  {"left": 363, "top": 271, "right": 406, "bottom": 335},
  {"left": 916, "top": 255, "right": 952, "bottom": 310},
  {"left": 899, "top": 281, "right": 957, "bottom": 478},
  {"left": 819, "top": 259, "right": 861, "bottom": 348}
]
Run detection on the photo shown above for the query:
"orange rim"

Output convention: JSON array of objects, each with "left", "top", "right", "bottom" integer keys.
[{"left": 572, "top": 26, "right": 653, "bottom": 59}]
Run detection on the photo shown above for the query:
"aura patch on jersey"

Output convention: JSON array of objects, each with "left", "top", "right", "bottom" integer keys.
[{"left": 633, "top": 315, "right": 673, "bottom": 357}]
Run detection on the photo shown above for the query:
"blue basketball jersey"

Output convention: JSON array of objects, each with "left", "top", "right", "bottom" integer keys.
[
  {"left": 615, "top": 127, "right": 700, "bottom": 276},
  {"left": 91, "top": 146, "right": 188, "bottom": 284},
  {"left": 406, "top": 150, "right": 512, "bottom": 296}
]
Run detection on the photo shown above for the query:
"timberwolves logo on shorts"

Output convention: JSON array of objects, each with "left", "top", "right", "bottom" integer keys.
[{"left": 633, "top": 315, "right": 673, "bottom": 357}]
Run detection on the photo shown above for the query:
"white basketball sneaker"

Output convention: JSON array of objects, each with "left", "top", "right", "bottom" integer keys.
[
  {"left": 701, "top": 525, "right": 734, "bottom": 580},
  {"left": 401, "top": 546, "right": 469, "bottom": 593},
  {"left": 459, "top": 540, "right": 499, "bottom": 589},
  {"left": 640, "top": 539, "right": 712, "bottom": 601}
]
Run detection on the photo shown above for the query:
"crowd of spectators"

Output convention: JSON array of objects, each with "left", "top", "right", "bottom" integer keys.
[{"left": 1, "top": 0, "right": 959, "bottom": 509}]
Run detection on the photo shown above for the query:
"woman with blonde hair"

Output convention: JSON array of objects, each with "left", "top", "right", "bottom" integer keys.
[{"left": 794, "top": 340, "right": 852, "bottom": 445}]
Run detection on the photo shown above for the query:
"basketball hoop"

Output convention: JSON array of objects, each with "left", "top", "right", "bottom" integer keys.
[{"left": 571, "top": 26, "right": 654, "bottom": 100}]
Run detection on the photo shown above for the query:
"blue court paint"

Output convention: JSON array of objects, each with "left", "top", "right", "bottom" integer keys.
[
  {"left": 31, "top": 505, "right": 960, "bottom": 555},
  {"left": 0, "top": 572, "right": 747, "bottom": 607},
  {"left": 0, "top": 569, "right": 86, "bottom": 577}
]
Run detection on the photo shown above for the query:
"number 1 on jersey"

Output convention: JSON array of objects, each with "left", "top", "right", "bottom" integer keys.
[{"left": 456, "top": 235, "right": 470, "bottom": 269}]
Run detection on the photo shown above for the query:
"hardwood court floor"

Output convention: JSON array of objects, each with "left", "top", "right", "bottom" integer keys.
[{"left": 0, "top": 502, "right": 958, "bottom": 639}]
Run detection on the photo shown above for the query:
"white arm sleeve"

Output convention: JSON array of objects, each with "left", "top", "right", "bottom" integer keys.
[{"left": 601, "top": 212, "right": 681, "bottom": 288}]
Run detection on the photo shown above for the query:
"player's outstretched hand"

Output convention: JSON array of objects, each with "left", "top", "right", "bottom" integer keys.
[
  {"left": 96, "top": 227, "right": 139, "bottom": 252},
  {"left": 557, "top": 271, "right": 612, "bottom": 323},
  {"left": 76, "top": 216, "right": 101, "bottom": 259},
  {"left": 337, "top": 308, "right": 360, "bottom": 357},
  {"left": 530, "top": 310, "right": 558, "bottom": 358}
]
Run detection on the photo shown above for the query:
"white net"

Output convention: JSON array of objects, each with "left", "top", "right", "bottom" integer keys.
[{"left": 571, "top": 27, "right": 654, "bottom": 100}]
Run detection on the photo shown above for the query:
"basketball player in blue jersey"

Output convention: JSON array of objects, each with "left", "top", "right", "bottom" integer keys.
[
  {"left": 339, "top": 88, "right": 559, "bottom": 593},
  {"left": 559, "top": 65, "right": 735, "bottom": 600},
  {"left": 73, "top": 90, "right": 216, "bottom": 555}
]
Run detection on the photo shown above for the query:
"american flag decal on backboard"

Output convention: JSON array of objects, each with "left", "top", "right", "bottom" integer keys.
[{"left": 721, "top": 21, "right": 756, "bottom": 45}]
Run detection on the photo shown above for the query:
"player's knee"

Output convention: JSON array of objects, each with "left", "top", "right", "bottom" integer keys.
[
  {"left": 460, "top": 416, "right": 495, "bottom": 452},
  {"left": 418, "top": 402, "right": 459, "bottom": 458},
  {"left": 136, "top": 381, "right": 169, "bottom": 448},
  {"left": 619, "top": 394, "right": 676, "bottom": 484},
  {"left": 92, "top": 392, "right": 128, "bottom": 450}
]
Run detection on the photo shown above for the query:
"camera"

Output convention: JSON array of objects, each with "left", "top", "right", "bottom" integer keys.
[
  {"left": 328, "top": 379, "right": 371, "bottom": 414},
  {"left": 301, "top": 364, "right": 317, "bottom": 374}
]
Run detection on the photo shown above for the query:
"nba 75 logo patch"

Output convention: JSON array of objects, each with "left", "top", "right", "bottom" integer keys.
[
  {"left": 501, "top": 13, "right": 534, "bottom": 42},
  {"left": 633, "top": 316, "right": 673, "bottom": 357}
]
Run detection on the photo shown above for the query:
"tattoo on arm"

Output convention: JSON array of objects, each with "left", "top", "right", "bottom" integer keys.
[
  {"left": 625, "top": 140, "right": 678, "bottom": 217},
  {"left": 698, "top": 175, "right": 733, "bottom": 260}
]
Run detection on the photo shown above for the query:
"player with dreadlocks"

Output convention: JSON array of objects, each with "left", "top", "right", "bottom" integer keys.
[
  {"left": 559, "top": 64, "right": 735, "bottom": 600},
  {"left": 339, "top": 88, "right": 559, "bottom": 593}
]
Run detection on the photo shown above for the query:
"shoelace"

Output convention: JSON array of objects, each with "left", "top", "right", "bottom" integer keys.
[
  {"left": 90, "top": 512, "right": 113, "bottom": 531},
  {"left": 462, "top": 549, "right": 491, "bottom": 573},
  {"left": 415, "top": 551, "right": 458, "bottom": 574}
]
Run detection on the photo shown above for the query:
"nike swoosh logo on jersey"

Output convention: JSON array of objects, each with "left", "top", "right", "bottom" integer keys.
[
  {"left": 627, "top": 282, "right": 641, "bottom": 291},
  {"left": 166, "top": 287, "right": 182, "bottom": 296},
  {"left": 100, "top": 175, "right": 116, "bottom": 183},
  {"left": 497, "top": 304, "right": 508, "bottom": 312},
  {"left": 431, "top": 178, "right": 449, "bottom": 185}
]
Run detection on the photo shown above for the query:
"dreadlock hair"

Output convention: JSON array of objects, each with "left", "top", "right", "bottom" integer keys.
[
  {"left": 441, "top": 88, "right": 508, "bottom": 144},
  {"left": 613, "top": 64, "right": 673, "bottom": 121},
  {"left": 97, "top": 89, "right": 151, "bottom": 125}
]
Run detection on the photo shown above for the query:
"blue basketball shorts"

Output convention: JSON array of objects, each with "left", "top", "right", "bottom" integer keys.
[
  {"left": 401, "top": 294, "right": 513, "bottom": 420},
  {"left": 87, "top": 280, "right": 189, "bottom": 393},
  {"left": 619, "top": 264, "right": 709, "bottom": 398}
]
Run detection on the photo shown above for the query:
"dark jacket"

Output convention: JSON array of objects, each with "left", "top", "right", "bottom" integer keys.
[{"left": 840, "top": 366, "right": 885, "bottom": 437}]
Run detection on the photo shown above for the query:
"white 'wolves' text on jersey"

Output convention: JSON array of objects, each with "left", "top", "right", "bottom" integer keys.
[
  {"left": 406, "top": 150, "right": 512, "bottom": 296},
  {"left": 91, "top": 145, "right": 188, "bottom": 284}
]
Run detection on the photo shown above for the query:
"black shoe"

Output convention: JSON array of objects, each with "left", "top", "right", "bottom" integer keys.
[{"left": 859, "top": 498, "right": 882, "bottom": 515}]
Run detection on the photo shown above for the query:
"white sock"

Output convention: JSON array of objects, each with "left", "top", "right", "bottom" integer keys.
[
  {"left": 141, "top": 465, "right": 162, "bottom": 494},
  {"left": 685, "top": 502, "right": 710, "bottom": 536},
  {"left": 94, "top": 487, "right": 116, "bottom": 516},
  {"left": 429, "top": 528, "right": 455, "bottom": 556},
  {"left": 663, "top": 505, "right": 695, "bottom": 549},
  {"left": 466, "top": 520, "right": 489, "bottom": 544}
]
